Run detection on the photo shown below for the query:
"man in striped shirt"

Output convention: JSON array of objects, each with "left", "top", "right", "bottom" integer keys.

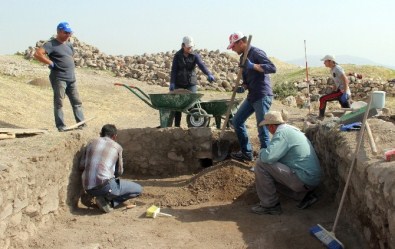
[{"left": 79, "top": 124, "right": 142, "bottom": 213}]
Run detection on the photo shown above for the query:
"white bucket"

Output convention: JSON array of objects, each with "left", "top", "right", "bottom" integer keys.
[{"left": 371, "top": 91, "right": 386, "bottom": 109}]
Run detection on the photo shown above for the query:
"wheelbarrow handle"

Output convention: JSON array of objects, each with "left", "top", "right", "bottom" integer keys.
[
  {"left": 114, "top": 83, "right": 136, "bottom": 88},
  {"left": 114, "top": 83, "right": 153, "bottom": 108}
]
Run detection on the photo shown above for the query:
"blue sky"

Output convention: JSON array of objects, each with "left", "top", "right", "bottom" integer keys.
[{"left": 0, "top": 0, "right": 394, "bottom": 67}]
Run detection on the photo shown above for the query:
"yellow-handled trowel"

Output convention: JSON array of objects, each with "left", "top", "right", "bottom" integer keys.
[{"left": 145, "top": 205, "right": 173, "bottom": 218}]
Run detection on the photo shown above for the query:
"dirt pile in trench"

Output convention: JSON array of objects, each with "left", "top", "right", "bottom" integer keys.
[{"left": 139, "top": 160, "right": 257, "bottom": 207}]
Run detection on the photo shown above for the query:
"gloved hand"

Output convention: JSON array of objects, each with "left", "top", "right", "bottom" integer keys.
[
  {"left": 236, "top": 86, "right": 245, "bottom": 93},
  {"left": 169, "top": 83, "right": 175, "bottom": 91},
  {"left": 207, "top": 74, "right": 215, "bottom": 83},
  {"left": 340, "top": 122, "right": 361, "bottom": 131},
  {"left": 244, "top": 58, "right": 254, "bottom": 70},
  {"left": 340, "top": 92, "right": 349, "bottom": 103}
]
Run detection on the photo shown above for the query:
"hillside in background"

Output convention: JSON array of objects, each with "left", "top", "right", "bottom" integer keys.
[
  {"left": 272, "top": 63, "right": 395, "bottom": 85},
  {"left": 285, "top": 55, "right": 395, "bottom": 69}
]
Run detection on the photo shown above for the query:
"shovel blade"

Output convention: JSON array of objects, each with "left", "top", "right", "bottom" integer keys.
[{"left": 212, "top": 140, "right": 230, "bottom": 162}]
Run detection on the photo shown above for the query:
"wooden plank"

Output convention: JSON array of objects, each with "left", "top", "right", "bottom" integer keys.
[
  {"left": 63, "top": 117, "right": 96, "bottom": 131},
  {"left": 0, "top": 133, "right": 16, "bottom": 140},
  {"left": 365, "top": 121, "right": 378, "bottom": 155},
  {"left": 0, "top": 128, "right": 48, "bottom": 135}
]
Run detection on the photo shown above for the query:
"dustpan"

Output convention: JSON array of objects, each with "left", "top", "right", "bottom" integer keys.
[{"left": 145, "top": 205, "right": 172, "bottom": 218}]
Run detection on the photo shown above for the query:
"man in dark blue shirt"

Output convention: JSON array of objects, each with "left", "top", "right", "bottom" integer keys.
[{"left": 227, "top": 32, "right": 276, "bottom": 162}]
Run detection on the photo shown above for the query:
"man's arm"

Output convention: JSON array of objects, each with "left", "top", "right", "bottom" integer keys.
[
  {"left": 79, "top": 147, "right": 86, "bottom": 171},
  {"left": 341, "top": 73, "right": 350, "bottom": 92},
  {"left": 195, "top": 54, "right": 211, "bottom": 76},
  {"left": 252, "top": 49, "right": 277, "bottom": 74},
  {"left": 116, "top": 149, "right": 124, "bottom": 177},
  {"left": 33, "top": 47, "right": 53, "bottom": 66},
  {"left": 259, "top": 132, "right": 288, "bottom": 163}
]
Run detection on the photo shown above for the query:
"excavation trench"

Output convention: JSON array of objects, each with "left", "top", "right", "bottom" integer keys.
[{"left": 1, "top": 120, "right": 394, "bottom": 248}]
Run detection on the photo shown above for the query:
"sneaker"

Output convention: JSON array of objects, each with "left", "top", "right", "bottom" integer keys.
[
  {"left": 251, "top": 203, "right": 282, "bottom": 215},
  {"left": 57, "top": 126, "right": 66, "bottom": 132},
  {"left": 95, "top": 196, "right": 113, "bottom": 213},
  {"left": 231, "top": 151, "right": 253, "bottom": 162},
  {"left": 297, "top": 191, "right": 318, "bottom": 209}
]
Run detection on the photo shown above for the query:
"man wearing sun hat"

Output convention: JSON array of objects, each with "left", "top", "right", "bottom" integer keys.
[
  {"left": 34, "top": 22, "right": 85, "bottom": 132},
  {"left": 226, "top": 32, "right": 277, "bottom": 162},
  {"left": 251, "top": 111, "right": 322, "bottom": 215}
]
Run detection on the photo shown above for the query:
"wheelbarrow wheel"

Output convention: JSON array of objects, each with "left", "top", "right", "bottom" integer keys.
[{"left": 187, "top": 108, "right": 210, "bottom": 128}]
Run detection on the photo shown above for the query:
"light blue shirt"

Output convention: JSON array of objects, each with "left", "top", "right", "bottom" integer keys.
[{"left": 259, "top": 124, "right": 321, "bottom": 186}]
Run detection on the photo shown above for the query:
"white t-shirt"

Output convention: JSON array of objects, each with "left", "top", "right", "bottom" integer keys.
[{"left": 331, "top": 65, "right": 351, "bottom": 94}]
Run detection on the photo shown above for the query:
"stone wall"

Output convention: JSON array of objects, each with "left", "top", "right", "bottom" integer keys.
[
  {"left": 117, "top": 127, "right": 233, "bottom": 177},
  {"left": 0, "top": 133, "right": 87, "bottom": 248},
  {"left": 305, "top": 119, "right": 395, "bottom": 248},
  {"left": 295, "top": 77, "right": 395, "bottom": 101}
]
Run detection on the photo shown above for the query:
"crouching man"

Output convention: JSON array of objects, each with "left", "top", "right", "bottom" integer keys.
[
  {"left": 79, "top": 124, "right": 142, "bottom": 213},
  {"left": 252, "top": 111, "right": 322, "bottom": 215}
]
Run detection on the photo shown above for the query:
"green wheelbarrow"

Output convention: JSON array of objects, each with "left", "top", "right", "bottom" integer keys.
[
  {"left": 187, "top": 98, "right": 243, "bottom": 128},
  {"left": 114, "top": 83, "right": 212, "bottom": 128}
]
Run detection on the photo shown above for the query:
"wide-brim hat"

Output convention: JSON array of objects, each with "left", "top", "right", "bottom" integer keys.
[{"left": 259, "top": 111, "right": 285, "bottom": 126}]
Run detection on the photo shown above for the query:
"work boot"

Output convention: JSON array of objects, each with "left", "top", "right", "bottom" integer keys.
[
  {"left": 95, "top": 196, "right": 113, "bottom": 213},
  {"left": 230, "top": 151, "right": 253, "bottom": 162},
  {"left": 297, "top": 191, "right": 318, "bottom": 209},
  {"left": 251, "top": 203, "right": 282, "bottom": 215}
]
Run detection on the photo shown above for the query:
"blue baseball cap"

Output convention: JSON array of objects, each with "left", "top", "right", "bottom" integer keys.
[{"left": 57, "top": 22, "right": 73, "bottom": 33}]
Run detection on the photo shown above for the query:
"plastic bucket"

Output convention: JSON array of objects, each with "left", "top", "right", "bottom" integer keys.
[{"left": 371, "top": 91, "right": 386, "bottom": 109}]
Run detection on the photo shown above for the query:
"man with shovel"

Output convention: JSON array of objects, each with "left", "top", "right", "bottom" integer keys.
[
  {"left": 227, "top": 32, "right": 276, "bottom": 162},
  {"left": 252, "top": 111, "right": 321, "bottom": 215},
  {"left": 79, "top": 124, "right": 142, "bottom": 213}
]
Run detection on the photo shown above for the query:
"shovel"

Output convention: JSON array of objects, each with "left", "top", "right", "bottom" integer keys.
[{"left": 212, "top": 35, "right": 252, "bottom": 162}]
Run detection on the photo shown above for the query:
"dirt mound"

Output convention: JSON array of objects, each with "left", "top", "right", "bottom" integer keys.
[
  {"left": 28, "top": 77, "right": 50, "bottom": 88},
  {"left": 140, "top": 160, "right": 256, "bottom": 207}
]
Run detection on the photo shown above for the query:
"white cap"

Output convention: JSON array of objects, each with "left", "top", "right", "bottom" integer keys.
[
  {"left": 321, "top": 55, "right": 336, "bottom": 62},
  {"left": 227, "top": 31, "right": 245, "bottom": 49},
  {"left": 182, "top": 36, "right": 194, "bottom": 48}
]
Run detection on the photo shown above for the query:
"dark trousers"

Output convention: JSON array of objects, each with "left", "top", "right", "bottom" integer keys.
[
  {"left": 173, "top": 84, "right": 197, "bottom": 127},
  {"left": 49, "top": 76, "right": 85, "bottom": 129},
  {"left": 319, "top": 90, "right": 350, "bottom": 117},
  {"left": 86, "top": 178, "right": 142, "bottom": 207}
]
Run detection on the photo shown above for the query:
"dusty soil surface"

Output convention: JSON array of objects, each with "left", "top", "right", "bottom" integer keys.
[{"left": 0, "top": 55, "right": 369, "bottom": 249}]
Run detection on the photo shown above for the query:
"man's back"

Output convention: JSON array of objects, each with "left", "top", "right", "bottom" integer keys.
[
  {"left": 261, "top": 124, "right": 321, "bottom": 186},
  {"left": 80, "top": 137, "right": 123, "bottom": 190}
]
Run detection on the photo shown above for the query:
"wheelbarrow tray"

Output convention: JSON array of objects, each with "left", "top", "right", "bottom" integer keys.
[
  {"left": 149, "top": 93, "right": 204, "bottom": 111},
  {"left": 199, "top": 98, "right": 243, "bottom": 116}
]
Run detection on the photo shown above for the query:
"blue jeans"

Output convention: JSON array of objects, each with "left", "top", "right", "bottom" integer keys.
[
  {"left": 49, "top": 76, "right": 85, "bottom": 129},
  {"left": 173, "top": 84, "right": 197, "bottom": 127},
  {"left": 86, "top": 178, "right": 142, "bottom": 207},
  {"left": 232, "top": 96, "right": 273, "bottom": 156}
]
